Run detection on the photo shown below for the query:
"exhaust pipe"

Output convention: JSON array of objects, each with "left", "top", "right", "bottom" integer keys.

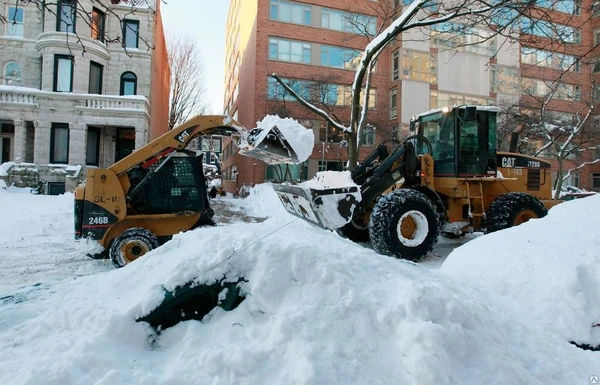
[{"left": 509, "top": 124, "right": 524, "bottom": 153}]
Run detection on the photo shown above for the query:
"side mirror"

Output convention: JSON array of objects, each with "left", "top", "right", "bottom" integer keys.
[{"left": 409, "top": 116, "right": 417, "bottom": 132}]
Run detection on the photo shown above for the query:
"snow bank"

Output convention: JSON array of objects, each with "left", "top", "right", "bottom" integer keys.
[
  {"left": 441, "top": 194, "right": 600, "bottom": 347},
  {"left": 0, "top": 213, "right": 597, "bottom": 384}
]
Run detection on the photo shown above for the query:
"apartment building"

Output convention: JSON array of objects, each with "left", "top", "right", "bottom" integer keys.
[
  {"left": 0, "top": 0, "right": 169, "bottom": 193},
  {"left": 223, "top": 0, "right": 600, "bottom": 194}
]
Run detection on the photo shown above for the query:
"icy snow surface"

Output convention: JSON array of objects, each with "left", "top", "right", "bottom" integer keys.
[
  {"left": 0, "top": 185, "right": 598, "bottom": 385},
  {"left": 441, "top": 194, "right": 600, "bottom": 348}
]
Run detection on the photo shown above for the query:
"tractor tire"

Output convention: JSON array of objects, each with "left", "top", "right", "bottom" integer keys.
[
  {"left": 485, "top": 192, "right": 547, "bottom": 233},
  {"left": 109, "top": 227, "right": 160, "bottom": 268},
  {"left": 368, "top": 189, "right": 439, "bottom": 262},
  {"left": 338, "top": 220, "right": 370, "bottom": 243}
]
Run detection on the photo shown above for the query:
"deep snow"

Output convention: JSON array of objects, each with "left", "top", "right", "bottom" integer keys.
[{"left": 0, "top": 184, "right": 598, "bottom": 385}]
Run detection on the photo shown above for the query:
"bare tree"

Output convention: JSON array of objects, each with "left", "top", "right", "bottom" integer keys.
[
  {"left": 167, "top": 31, "right": 209, "bottom": 130},
  {"left": 272, "top": 0, "right": 597, "bottom": 170}
]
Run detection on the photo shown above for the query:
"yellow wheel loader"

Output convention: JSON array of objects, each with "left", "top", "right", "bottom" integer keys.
[
  {"left": 273, "top": 105, "right": 564, "bottom": 262},
  {"left": 74, "top": 115, "right": 298, "bottom": 268}
]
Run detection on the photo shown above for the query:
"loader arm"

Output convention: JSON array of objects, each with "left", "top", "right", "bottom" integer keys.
[{"left": 109, "top": 115, "right": 248, "bottom": 176}]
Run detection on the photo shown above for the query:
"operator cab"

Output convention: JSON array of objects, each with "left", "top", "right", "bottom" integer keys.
[{"left": 410, "top": 105, "right": 500, "bottom": 177}]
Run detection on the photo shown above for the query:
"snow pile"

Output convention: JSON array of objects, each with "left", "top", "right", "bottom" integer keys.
[
  {"left": 252, "top": 115, "right": 315, "bottom": 163},
  {"left": 0, "top": 161, "right": 14, "bottom": 176},
  {"left": 441, "top": 194, "right": 600, "bottom": 347},
  {"left": 301, "top": 170, "right": 356, "bottom": 189},
  {"left": 0, "top": 217, "right": 597, "bottom": 385}
]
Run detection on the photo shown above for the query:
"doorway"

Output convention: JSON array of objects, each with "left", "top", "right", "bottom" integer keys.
[
  {"left": 0, "top": 122, "right": 15, "bottom": 164},
  {"left": 115, "top": 128, "right": 135, "bottom": 162}
]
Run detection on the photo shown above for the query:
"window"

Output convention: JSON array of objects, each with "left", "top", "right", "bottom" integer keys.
[
  {"left": 391, "top": 50, "right": 399, "bottom": 81},
  {"left": 57, "top": 0, "right": 76, "bottom": 33},
  {"left": 321, "top": 7, "right": 376, "bottom": 35},
  {"left": 431, "top": 23, "right": 496, "bottom": 56},
  {"left": 320, "top": 45, "right": 362, "bottom": 70},
  {"left": 521, "top": 18, "right": 579, "bottom": 43},
  {"left": 7, "top": 7, "right": 24, "bottom": 37},
  {"left": 323, "top": 84, "right": 376, "bottom": 109},
  {"left": 592, "top": 173, "right": 600, "bottom": 189},
  {"left": 595, "top": 147, "right": 600, "bottom": 160},
  {"left": 270, "top": 0, "right": 312, "bottom": 26},
  {"left": 319, "top": 122, "right": 344, "bottom": 142},
  {"left": 430, "top": 91, "right": 494, "bottom": 109},
  {"left": 521, "top": 47, "right": 579, "bottom": 72},
  {"left": 123, "top": 20, "right": 139, "bottom": 49},
  {"left": 50, "top": 123, "right": 69, "bottom": 164},
  {"left": 4, "top": 62, "right": 22, "bottom": 86},
  {"left": 595, "top": 29, "right": 600, "bottom": 46},
  {"left": 53, "top": 55, "right": 74, "bottom": 92},
  {"left": 269, "top": 37, "right": 311, "bottom": 63},
  {"left": 360, "top": 125, "right": 375, "bottom": 145},
  {"left": 390, "top": 88, "right": 397, "bottom": 119},
  {"left": 91, "top": 8, "right": 105, "bottom": 42},
  {"left": 401, "top": 50, "right": 437, "bottom": 83},
  {"left": 563, "top": 171, "right": 580, "bottom": 188},
  {"left": 491, "top": 66, "right": 520, "bottom": 94},
  {"left": 88, "top": 61, "right": 103, "bottom": 94},
  {"left": 267, "top": 76, "right": 311, "bottom": 101},
  {"left": 86, "top": 127, "right": 100, "bottom": 166},
  {"left": 120, "top": 72, "right": 137, "bottom": 95}
]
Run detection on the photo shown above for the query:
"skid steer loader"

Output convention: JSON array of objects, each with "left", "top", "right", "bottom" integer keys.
[
  {"left": 74, "top": 114, "right": 300, "bottom": 268},
  {"left": 272, "top": 105, "right": 563, "bottom": 262}
]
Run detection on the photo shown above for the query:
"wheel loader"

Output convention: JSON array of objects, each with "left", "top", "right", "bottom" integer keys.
[
  {"left": 272, "top": 105, "right": 563, "bottom": 262},
  {"left": 74, "top": 114, "right": 300, "bottom": 268}
]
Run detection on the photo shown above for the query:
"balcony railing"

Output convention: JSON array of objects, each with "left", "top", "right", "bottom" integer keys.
[
  {"left": 0, "top": 87, "right": 149, "bottom": 116},
  {"left": 0, "top": 89, "right": 37, "bottom": 105},
  {"left": 84, "top": 97, "right": 148, "bottom": 111}
]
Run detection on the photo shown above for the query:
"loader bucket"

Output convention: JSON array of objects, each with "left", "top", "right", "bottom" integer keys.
[
  {"left": 240, "top": 125, "right": 300, "bottom": 165},
  {"left": 272, "top": 183, "right": 361, "bottom": 230}
]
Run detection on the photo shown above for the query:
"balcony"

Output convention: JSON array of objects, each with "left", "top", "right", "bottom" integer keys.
[
  {"left": 0, "top": 87, "right": 37, "bottom": 107},
  {"left": 0, "top": 86, "right": 149, "bottom": 117}
]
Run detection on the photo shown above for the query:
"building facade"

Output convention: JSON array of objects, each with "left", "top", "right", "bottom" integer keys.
[
  {"left": 0, "top": 0, "right": 169, "bottom": 192},
  {"left": 223, "top": 0, "right": 600, "bottom": 194}
]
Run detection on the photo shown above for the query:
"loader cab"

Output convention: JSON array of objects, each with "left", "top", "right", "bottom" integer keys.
[{"left": 412, "top": 106, "right": 500, "bottom": 177}]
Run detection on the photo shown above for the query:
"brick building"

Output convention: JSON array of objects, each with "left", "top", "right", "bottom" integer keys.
[
  {"left": 0, "top": 0, "right": 169, "bottom": 193},
  {"left": 222, "top": 0, "right": 600, "bottom": 194}
]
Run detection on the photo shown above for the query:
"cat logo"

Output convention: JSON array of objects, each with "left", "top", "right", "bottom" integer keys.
[{"left": 501, "top": 157, "right": 516, "bottom": 168}]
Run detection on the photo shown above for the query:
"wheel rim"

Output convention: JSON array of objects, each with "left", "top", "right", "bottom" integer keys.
[
  {"left": 120, "top": 240, "right": 151, "bottom": 264},
  {"left": 396, "top": 210, "right": 429, "bottom": 247},
  {"left": 514, "top": 209, "right": 537, "bottom": 226}
]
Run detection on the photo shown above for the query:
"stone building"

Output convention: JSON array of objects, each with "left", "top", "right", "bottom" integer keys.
[
  {"left": 221, "top": 0, "right": 600, "bottom": 194},
  {"left": 0, "top": 0, "right": 169, "bottom": 193}
]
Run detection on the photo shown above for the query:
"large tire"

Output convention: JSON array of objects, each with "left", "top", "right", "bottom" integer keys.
[
  {"left": 369, "top": 189, "right": 439, "bottom": 262},
  {"left": 485, "top": 192, "right": 547, "bottom": 233},
  {"left": 109, "top": 227, "right": 160, "bottom": 268}
]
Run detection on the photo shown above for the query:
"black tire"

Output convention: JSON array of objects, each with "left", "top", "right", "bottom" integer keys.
[
  {"left": 338, "top": 220, "right": 370, "bottom": 243},
  {"left": 485, "top": 192, "right": 547, "bottom": 233},
  {"left": 368, "top": 189, "right": 439, "bottom": 262},
  {"left": 109, "top": 227, "right": 160, "bottom": 268}
]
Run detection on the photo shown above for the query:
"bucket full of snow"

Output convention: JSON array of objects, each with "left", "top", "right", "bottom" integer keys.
[
  {"left": 272, "top": 171, "right": 362, "bottom": 230},
  {"left": 239, "top": 115, "right": 314, "bottom": 165}
]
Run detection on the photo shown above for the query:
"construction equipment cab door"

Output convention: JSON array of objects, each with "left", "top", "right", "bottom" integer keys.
[{"left": 457, "top": 108, "right": 497, "bottom": 176}]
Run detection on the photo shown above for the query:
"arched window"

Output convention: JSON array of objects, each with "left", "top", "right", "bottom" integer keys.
[
  {"left": 4, "top": 62, "right": 22, "bottom": 86},
  {"left": 120, "top": 72, "right": 137, "bottom": 95}
]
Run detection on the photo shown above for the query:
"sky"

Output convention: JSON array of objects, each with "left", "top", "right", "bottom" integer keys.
[
  {"left": 0, "top": 179, "right": 599, "bottom": 383},
  {"left": 160, "top": 1, "right": 231, "bottom": 114}
]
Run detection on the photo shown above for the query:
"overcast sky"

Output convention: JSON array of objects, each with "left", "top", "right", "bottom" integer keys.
[{"left": 161, "top": 1, "right": 231, "bottom": 114}]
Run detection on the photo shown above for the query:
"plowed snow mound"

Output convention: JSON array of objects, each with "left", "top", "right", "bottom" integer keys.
[
  {"left": 0, "top": 214, "right": 597, "bottom": 385},
  {"left": 441, "top": 194, "right": 600, "bottom": 347}
]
